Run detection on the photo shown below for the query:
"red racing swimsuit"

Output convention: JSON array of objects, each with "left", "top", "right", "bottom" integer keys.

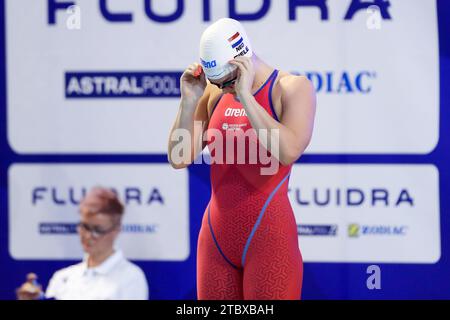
[{"left": 197, "top": 70, "right": 303, "bottom": 300}]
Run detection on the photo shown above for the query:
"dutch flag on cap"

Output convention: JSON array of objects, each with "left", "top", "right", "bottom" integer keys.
[{"left": 228, "top": 32, "right": 243, "bottom": 49}]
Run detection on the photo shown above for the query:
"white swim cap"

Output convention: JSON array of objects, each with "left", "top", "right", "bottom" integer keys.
[{"left": 199, "top": 18, "right": 253, "bottom": 80}]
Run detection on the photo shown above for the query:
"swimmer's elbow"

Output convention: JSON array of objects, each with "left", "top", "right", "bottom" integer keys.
[
  {"left": 279, "top": 144, "right": 306, "bottom": 166},
  {"left": 279, "top": 154, "right": 298, "bottom": 167},
  {"left": 168, "top": 159, "right": 191, "bottom": 169},
  {"left": 170, "top": 162, "right": 189, "bottom": 170},
  {"left": 278, "top": 151, "right": 298, "bottom": 166},
  {"left": 167, "top": 155, "right": 191, "bottom": 169}
]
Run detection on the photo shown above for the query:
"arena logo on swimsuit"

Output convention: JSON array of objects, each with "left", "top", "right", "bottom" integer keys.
[
  {"left": 47, "top": 0, "right": 392, "bottom": 25},
  {"left": 31, "top": 186, "right": 165, "bottom": 206}
]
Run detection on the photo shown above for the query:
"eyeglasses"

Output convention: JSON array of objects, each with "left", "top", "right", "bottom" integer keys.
[
  {"left": 210, "top": 76, "right": 237, "bottom": 89},
  {"left": 76, "top": 222, "right": 118, "bottom": 239}
]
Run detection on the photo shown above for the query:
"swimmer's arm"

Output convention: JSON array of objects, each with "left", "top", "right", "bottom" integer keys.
[
  {"left": 241, "top": 76, "right": 316, "bottom": 166},
  {"left": 168, "top": 86, "right": 211, "bottom": 169}
]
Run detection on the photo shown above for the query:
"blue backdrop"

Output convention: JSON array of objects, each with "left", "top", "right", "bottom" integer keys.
[{"left": 1, "top": 0, "right": 449, "bottom": 299}]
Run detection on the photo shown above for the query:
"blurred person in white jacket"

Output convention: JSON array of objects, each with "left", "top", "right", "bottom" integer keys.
[{"left": 16, "top": 187, "right": 149, "bottom": 300}]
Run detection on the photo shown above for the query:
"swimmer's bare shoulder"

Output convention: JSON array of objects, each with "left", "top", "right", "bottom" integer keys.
[
  {"left": 277, "top": 70, "right": 312, "bottom": 91},
  {"left": 278, "top": 71, "right": 314, "bottom": 103},
  {"left": 272, "top": 70, "right": 314, "bottom": 120}
]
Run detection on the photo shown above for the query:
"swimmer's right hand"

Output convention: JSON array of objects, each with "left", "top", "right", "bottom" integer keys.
[{"left": 180, "top": 62, "right": 207, "bottom": 103}]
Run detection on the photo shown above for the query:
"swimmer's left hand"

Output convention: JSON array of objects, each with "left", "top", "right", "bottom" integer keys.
[{"left": 229, "top": 56, "right": 255, "bottom": 100}]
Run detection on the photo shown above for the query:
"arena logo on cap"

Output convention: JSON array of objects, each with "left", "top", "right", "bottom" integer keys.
[{"left": 201, "top": 58, "right": 217, "bottom": 69}]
